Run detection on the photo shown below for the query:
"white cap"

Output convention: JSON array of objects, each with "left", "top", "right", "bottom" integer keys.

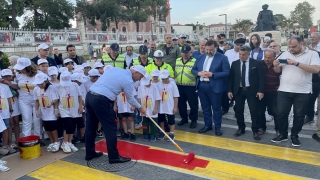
[
  {"left": 103, "top": 65, "right": 113, "bottom": 72},
  {"left": 154, "top": 50, "right": 164, "bottom": 58},
  {"left": 94, "top": 62, "right": 104, "bottom": 69},
  {"left": 264, "top": 36, "right": 271, "bottom": 41},
  {"left": 140, "top": 74, "right": 151, "bottom": 86},
  {"left": 64, "top": 58, "right": 73, "bottom": 64},
  {"left": 130, "top": 65, "right": 146, "bottom": 77},
  {"left": 59, "top": 67, "right": 68, "bottom": 73},
  {"left": 88, "top": 69, "right": 101, "bottom": 77},
  {"left": 73, "top": 69, "right": 84, "bottom": 74},
  {"left": 151, "top": 69, "right": 160, "bottom": 77},
  {"left": 238, "top": 32, "right": 245, "bottom": 36},
  {"left": 82, "top": 62, "right": 91, "bottom": 68},
  {"left": 60, "top": 72, "right": 72, "bottom": 86},
  {"left": 75, "top": 65, "right": 84, "bottom": 71},
  {"left": 1, "top": 69, "right": 13, "bottom": 76},
  {"left": 33, "top": 72, "right": 50, "bottom": 85},
  {"left": 179, "top": 34, "right": 186, "bottom": 38},
  {"left": 37, "top": 59, "right": 48, "bottom": 65},
  {"left": 71, "top": 73, "right": 85, "bottom": 83},
  {"left": 37, "top": 43, "right": 49, "bottom": 50},
  {"left": 48, "top": 66, "right": 58, "bottom": 76},
  {"left": 159, "top": 69, "right": 170, "bottom": 79},
  {"left": 14, "top": 57, "right": 31, "bottom": 70}
]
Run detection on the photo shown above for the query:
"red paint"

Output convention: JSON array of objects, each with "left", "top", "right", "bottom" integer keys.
[{"left": 95, "top": 140, "right": 209, "bottom": 170}]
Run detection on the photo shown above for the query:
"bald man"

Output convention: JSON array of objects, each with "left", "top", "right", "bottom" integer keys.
[
  {"left": 269, "top": 42, "right": 282, "bottom": 58},
  {"left": 192, "top": 40, "right": 207, "bottom": 59}
]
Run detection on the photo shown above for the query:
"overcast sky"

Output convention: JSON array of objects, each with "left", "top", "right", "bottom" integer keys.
[{"left": 170, "top": 0, "right": 320, "bottom": 25}]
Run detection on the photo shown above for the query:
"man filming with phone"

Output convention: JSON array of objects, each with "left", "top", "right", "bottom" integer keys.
[{"left": 271, "top": 36, "right": 320, "bottom": 147}]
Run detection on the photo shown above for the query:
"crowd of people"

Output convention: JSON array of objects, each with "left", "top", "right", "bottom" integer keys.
[{"left": 0, "top": 31, "right": 320, "bottom": 171}]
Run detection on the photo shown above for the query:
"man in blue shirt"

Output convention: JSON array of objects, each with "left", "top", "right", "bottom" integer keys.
[
  {"left": 192, "top": 40, "right": 207, "bottom": 59},
  {"left": 85, "top": 65, "right": 147, "bottom": 163},
  {"left": 31, "top": 43, "right": 57, "bottom": 67}
]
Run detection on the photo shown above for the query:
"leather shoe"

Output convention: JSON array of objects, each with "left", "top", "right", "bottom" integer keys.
[
  {"left": 198, "top": 126, "right": 212, "bottom": 133},
  {"left": 85, "top": 152, "right": 103, "bottom": 161},
  {"left": 253, "top": 133, "right": 261, "bottom": 140},
  {"left": 234, "top": 129, "right": 245, "bottom": 137},
  {"left": 215, "top": 128, "right": 223, "bottom": 136},
  {"left": 109, "top": 155, "right": 131, "bottom": 164},
  {"left": 189, "top": 121, "right": 197, "bottom": 129},
  {"left": 178, "top": 119, "right": 188, "bottom": 126}
]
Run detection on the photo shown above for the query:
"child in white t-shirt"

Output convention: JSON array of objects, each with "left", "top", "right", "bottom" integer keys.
[
  {"left": 33, "top": 73, "right": 60, "bottom": 152},
  {"left": 93, "top": 51, "right": 97, "bottom": 61},
  {"left": 137, "top": 75, "right": 160, "bottom": 142},
  {"left": 1, "top": 69, "right": 20, "bottom": 149},
  {"left": 0, "top": 115, "right": 10, "bottom": 172},
  {"left": 157, "top": 70, "right": 179, "bottom": 141},
  {"left": 0, "top": 81, "right": 14, "bottom": 155},
  {"left": 57, "top": 72, "right": 82, "bottom": 153},
  {"left": 71, "top": 73, "right": 86, "bottom": 143},
  {"left": 94, "top": 62, "right": 104, "bottom": 75},
  {"left": 114, "top": 88, "right": 137, "bottom": 141},
  {"left": 37, "top": 59, "right": 49, "bottom": 74},
  {"left": 82, "top": 63, "right": 92, "bottom": 81},
  {"left": 63, "top": 59, "right": 74, "bottom": 73},
  {"left": 151, "top": 69, "right": 160, "bottom": 85}
]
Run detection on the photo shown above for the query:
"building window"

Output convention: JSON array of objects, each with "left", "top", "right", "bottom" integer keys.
[
  {"left": 160, "top": 28, "right": 163, "bottom": 33},
  {"left": 122, "top": 26, "right": 127, "bottom": 33},
  {"left": 112, "top": 28, "right": 116, "bottom": 33}
]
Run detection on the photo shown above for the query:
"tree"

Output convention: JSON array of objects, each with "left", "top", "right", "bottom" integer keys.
[
  {"left": 23, "top": 0, "right": 75, "bottom": 29},
  {"left": 0, "top": 0, "right": 11, "bottom": 27},
  {"left": 232, "top": 19, "right": 253, "bottom": 35},
  {"left": 273, "top": 14, "right": 287, "bottom": 30},
  {"left": 290, "top": 1, "right": 315, "bottom": 29}
]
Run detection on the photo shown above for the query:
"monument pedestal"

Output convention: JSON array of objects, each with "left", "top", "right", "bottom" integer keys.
[{"left": 248, "top": 31, "right": 281, "bottom": 44}]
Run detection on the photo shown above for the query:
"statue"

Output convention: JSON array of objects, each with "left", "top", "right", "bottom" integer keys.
[{"left": 253, "top": 4, "right": 277, "bottom": 31}]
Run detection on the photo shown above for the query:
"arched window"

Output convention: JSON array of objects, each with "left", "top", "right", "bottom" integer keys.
[
  {"left": 122, "top": 26, "right": 127, "bottom": 33},
  {"left": 112, "top": 28, "right": 116, "bottom": 33},
  {"left": 160, "top": 28, "right": 163, "bottom": 33}
]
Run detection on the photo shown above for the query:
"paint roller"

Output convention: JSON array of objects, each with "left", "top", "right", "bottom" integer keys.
[
  {"left": 145, "top": 114, "right": 195, "bottom": 164},
  {"left": 139, "top": 116, "right": 148, "bottom": 129}
]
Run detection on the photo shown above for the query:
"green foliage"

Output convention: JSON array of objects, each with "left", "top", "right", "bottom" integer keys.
[
  {"left": 22, "top": 0, "right": 75, "bottom": 29},
  {"left": 290, "top": 1, "right": 315, "bottom": 29},
  {"left": 185, "top": 23, "right": 204, "bottom": 31},
  {"left": 232, "top": 19, "right": 253, "bottom": 35},
  {"left": 1, "top": 53, "right": 10, "bottom": 68},
  {"left": 0, "top": 0, "right": 11, "bottom": 27}
]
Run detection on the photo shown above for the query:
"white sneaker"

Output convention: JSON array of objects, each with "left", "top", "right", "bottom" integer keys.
[
  {"left": 3, "top": 146, "right": 16, "bottom": 154},
  {"left": 47, "top": 143, "right": 54, "bottom": 152},
  {"left": 0, "top": 148, "right": 9, "bottom": 155},
  {"left": 61, "top": 142, "right": 71, "bottom": 153},
  {"left": 266, "top": 114, "right": 273, "bottom": 122},
  {"left": 135, "top": 124, "right": 140, "bottom": 130},
  {"left": 51, "top": 142, "right": 60, "bottom": 152},
  {"left": 69, "top": 143, "right": 78, "bottom": 152},
  {"left": 0, "top": 164, "right": 10, "bottom": 172},
  {"left": 0, "top": 160, "right": 7, "bottom": 165}
]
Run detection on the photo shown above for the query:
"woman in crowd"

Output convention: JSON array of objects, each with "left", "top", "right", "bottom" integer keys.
[{"left": 249, "top": 34, "right": 264, "bottom": 60}]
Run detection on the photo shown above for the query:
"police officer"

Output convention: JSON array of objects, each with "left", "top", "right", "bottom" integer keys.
[
  {"left": 175, "top": 44, "right": 198, "bottom": 128},
  {"left": 131, "top": 45, "right": 153, "bottom": 67},
  {"left": 102, "top": 43, "right": 126, "bottom": 69},
  {"left": 178, "top": 34, "right": 187, "bottom": 48},
  {"left": 85, "top": 65, "right": 147, "bottom": 163},
  {"left": 172, "top": 37, "right": 179, "bottom": 46},
  {"left": 145, "top": 50, "right": 174, "bottom": 77}
]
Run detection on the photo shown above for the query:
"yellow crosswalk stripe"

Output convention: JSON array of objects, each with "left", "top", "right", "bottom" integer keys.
[
  {"left": 28, "top": 160, "right": 131, "bottom": 180},
  {"left": 172, "top": 130, "right": 320, "bottom": 166}
]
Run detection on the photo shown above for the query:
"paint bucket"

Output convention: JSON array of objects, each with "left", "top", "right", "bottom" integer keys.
[{"left": 18, "top": 135, "right": 41, "bottom": 160}]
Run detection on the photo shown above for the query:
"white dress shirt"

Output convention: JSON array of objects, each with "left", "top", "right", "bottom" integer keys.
[
  {"left": 240, "top": 58, "right": 250, "bottom": 87},
  {"left": 310, "top": 42, "right": 320, "bottom": 52},
  {"left": 225, "top": 49, "right": 239, "bottom": 67},
  {"left": 202, "top": 55, "right": 214, "bottom": 81}
]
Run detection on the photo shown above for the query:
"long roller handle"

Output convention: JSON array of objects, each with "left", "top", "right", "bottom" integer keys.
[{"left": 146, "top": 114, "right": 184, "bottom": 152}]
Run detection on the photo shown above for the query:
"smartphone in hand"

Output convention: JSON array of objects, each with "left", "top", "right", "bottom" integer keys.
[{"left": 278, "top": 59, "right": 288, "bottom": 64}]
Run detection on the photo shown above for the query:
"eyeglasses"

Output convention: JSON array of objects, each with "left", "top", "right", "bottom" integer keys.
[
  {"left": 84, "top": 67, "right": 91, "bottom": 69},
  {"left": 180, "top": 37, "right": 186, "bottom": 39}
]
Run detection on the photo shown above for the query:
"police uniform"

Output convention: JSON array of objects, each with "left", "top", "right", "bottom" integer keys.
[
  {"left": 102, "top": 43, "right": 126, "bottom": 69},
  {"left": 85, "top": 65, "right": 146, "bottom": 163},
  {"left": 175, "top": 44, "right": 198, "bottom": 128},
  {"left": 146, "top": 50, "right": 174, "bottom": 77},
  {"left": 131, "top": 45, "right": 153, "bottom": 67}
]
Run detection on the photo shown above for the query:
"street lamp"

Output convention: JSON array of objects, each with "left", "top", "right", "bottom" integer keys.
[{"left": 219, "top": 14, "right": 227, "bottom": 38}]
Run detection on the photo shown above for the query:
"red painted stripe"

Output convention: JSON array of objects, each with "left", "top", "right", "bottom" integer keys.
[{"left": 95, "top": 140, "right": 209, "bottom": 170}]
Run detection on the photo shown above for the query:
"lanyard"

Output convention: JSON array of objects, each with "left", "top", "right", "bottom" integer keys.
[
  {"left": 161, "top": 84, "right": 168, "bottom": 102},
  {"left": 121, "top": 92, "right": 126, "bottom": 103},
  {"left": 144, "top": 87, "right": 150, "bottom": 108},
  {"left": 64, "top": 87, "right": 71, "bottom": 109},
  {"left": 26, "top": 81, "right": 31, "bottom": 94}
]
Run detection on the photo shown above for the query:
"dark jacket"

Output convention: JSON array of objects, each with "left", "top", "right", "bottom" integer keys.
[
  {"left": 64, "top": 55, "right": 86, "bottom": 65},
  {"left": 30, "top": 56, "right": 57, "bottom": 67},
  {"left": 54, "top": 53, "right": 63, "bottom": 65},
  {"left": 228, "top": 58, "right": 265, "bottom": 96},
  {"left": 161, "top": 44, "right": 181, "bottom": 70}
]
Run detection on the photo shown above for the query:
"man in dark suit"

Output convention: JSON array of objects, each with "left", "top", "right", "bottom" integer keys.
[
  {"left": 192, "top": 40, "right": 230, "bottom": 135},
  {"left": 228, "top": 46, "right": 265, "bottom": 140}
]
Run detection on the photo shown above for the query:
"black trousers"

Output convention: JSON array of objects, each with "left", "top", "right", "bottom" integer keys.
[
  {"left": 305, "top": 86, "right": 320, "bottom": 118},
  {"left": 221, "top": 90, "right": 230, "bottom": 112},
  {"left": 234, "top": 88, "right": 260, "bottom": 133},
  {"left": 177, "top": 85, "right": 198, "bottom": 121},
  {"left": 258, "top": 93, "right": 278, "bottom": 131},
  {"left": 85, "top": 92, "right": 119, "bottom": 159},
  {"left": 277, "top": 91, "right": 310, "bottom": 137}
]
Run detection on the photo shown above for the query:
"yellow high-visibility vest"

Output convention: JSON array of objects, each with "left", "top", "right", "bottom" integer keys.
[
  {"left": 102, "top": 54, "right": 126, "bottom": 69},
  {"left": 174, "top": 57, "right": 196, "bottom": 86}
]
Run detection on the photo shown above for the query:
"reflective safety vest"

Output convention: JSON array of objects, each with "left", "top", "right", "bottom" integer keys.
[
  {"left": 102, "top": 54, "right": 126, "bottom": 69},
  {"left": 174, "top": 57, "right": 196, "bottom": 86},
  {"left": 145, "top": 62, "right": 174, "bottom": 78},
  {"left": 132, "top": 57, "right": 153, "bottom": 67}
]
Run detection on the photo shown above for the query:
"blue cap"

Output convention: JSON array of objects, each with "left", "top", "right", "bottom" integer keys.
[
  {"left": 110, "top": 43, "right": 119, "bottom": 51},
  {"left": 181, "top": 44, "right": 191, "bottom": 53},
  {"left": 139, "top": 45, "right": 148, "bottom": 54}
]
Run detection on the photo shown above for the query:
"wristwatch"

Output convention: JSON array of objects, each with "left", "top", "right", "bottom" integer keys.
[{"left": 295, "top": 62, "right": 300, "bottom": 66}]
